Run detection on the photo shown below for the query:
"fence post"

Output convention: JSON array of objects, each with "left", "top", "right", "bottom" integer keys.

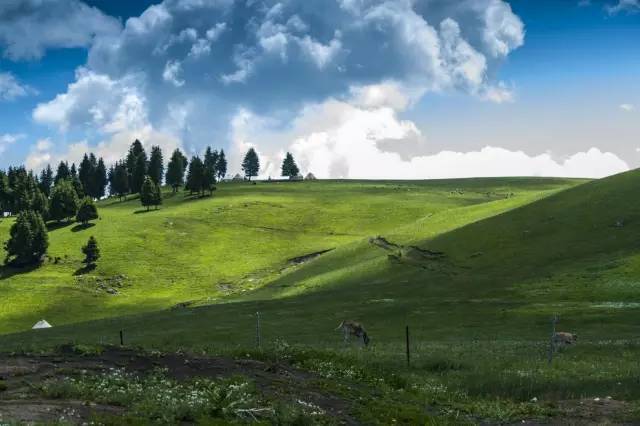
[
  {"left": 406, "top": 325, "right": 410, "bottom": 367},
  {"left": 256, "top": 312, "right": 262, "bottom": 349},
  {"left": 120, "top": 330, "right": 124, "bottom": 346}
]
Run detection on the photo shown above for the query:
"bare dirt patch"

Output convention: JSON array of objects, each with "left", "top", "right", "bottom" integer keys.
[
  {"left": 0, "top": 345, "right": 357, "bottom": 425},
  {"left": 369, "top": 236, "right": 401, "bottom": 251},
  {"left": 370, "top": 236, "right": 451, "bottom": 272},
  {"left": 513, "top": 398, "right": 636, "bottom": 426}
]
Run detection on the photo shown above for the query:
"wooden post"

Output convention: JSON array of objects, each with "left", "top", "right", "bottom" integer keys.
[
  {"left": 120, "top": 330, "right": 124, "bottom": 346},
  {"left": 405, "top": 325, "right": 410, "bottom": 368},
  {"left": 256, "top": 312, "right": 262, "bottom": 349}
]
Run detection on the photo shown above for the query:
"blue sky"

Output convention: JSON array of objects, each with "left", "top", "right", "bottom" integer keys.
[{"left": 0, "top": 0, "right": 638, "bottom": 179}]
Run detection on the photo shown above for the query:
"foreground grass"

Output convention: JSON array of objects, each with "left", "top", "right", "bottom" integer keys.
[{"left": 11, "top": 340, "right": 640, "bottom": 424}]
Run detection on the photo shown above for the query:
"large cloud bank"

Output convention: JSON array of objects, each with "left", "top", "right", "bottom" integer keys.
[
  {"left": 18, "top": 0, "right": 628, "bottom": 178},
  {"left": 228, "top": 87, "right": 628, "bottom": 179}
]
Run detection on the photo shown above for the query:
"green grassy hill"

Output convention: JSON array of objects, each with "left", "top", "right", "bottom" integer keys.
[
  {"left": 0, "top": 178, "right": 576, "bottom": 335},
  {"left": 6, "top": 173, "right": 640, "bottom": 423}
]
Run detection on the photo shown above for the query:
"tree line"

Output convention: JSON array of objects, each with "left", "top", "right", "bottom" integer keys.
[{"left": 1, "top": 138, "right": 303, "bottom": 267}]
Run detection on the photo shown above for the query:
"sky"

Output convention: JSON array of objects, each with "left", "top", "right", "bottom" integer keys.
[{"left": 0, "top": 0, "right": 638, "bottom": 179}]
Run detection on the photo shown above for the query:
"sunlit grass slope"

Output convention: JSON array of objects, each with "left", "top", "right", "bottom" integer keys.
[{"left": 0, "top": 178, "right": 578, "bottom": 335}]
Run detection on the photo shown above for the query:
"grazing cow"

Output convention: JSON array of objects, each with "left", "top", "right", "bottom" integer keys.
[
  {"left": 552, "top": 332, "right": 577, "bottom": 350},
  {"left": 336, "top": 320, "right": 370, "bottom": 346}
]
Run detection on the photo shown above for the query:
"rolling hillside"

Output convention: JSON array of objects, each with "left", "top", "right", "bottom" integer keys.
[
  {"left": 5, "top": 173, "right": 640, "bottom": 423},
  {"left": 0, "top": 178, "right": 577, "bottom": 336},
  {"left": 2, "top": 169, "right": 637, "bottom": 350}
]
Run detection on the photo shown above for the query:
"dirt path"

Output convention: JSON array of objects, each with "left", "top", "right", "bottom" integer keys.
[{"left": 0, "top": 345, "right": 357, "bottom": 424}]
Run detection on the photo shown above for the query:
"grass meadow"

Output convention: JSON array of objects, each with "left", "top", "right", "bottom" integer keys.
[{"left": 3, "top": 174, "right": 640, "bottom": 423}]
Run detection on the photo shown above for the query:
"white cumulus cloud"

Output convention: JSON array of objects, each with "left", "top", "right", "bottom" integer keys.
[
  {"left": 229, "top": 90, "right": 628, "bottom": 180},
  {"left": 0, "top": 72, "right": 33, "bottom": 100},
  {"left": 29, "top": 69, "right": 183, "bottom": 170},
  {"left": 0, "top": 133, "right": 25, "bottom": 155},
  {"left": 606, "top": 0, "right": 640, "bottom": 14},
  {"left": 0, "top": 0, "right": 121, "bottom": 60},
  {"left": 163, "top": 60, "right": 185, "bottom": 87},
  {"left": 33, "top": 69, "right": 147, "bottom": 133},
  {"left": 27, "top": 0, "right": 531, "bottom": 178}
]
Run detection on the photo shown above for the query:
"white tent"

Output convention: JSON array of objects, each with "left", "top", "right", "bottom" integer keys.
[{"left": 32, "top": 319, "right": 52, "bottom": 329}]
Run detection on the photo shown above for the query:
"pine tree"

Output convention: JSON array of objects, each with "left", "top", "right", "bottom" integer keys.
[
  {"left": 132, "top": 150, "right": 148, "bottom": 194},
  {"left": 241, "top": 148, "right": 260, "bottom": 181},
  {"left": 216, "top": 149, "right": 227, "bottom": 181},
  {"left": 29, "top": 211, "right": 49, "bottom": 263},
  {"left": 185, "top": 156, "right": 205, "bottom": 196},
  {"left": 126, "top": 139, "right": 145, "bottom": 191},
  {"left": 88, "top": 153, "right": 98, "bottom": 196},
  {"left": 0, "top": 170, "right": 10, "bottom": 214},
  {"left": 32, "top": 188, "right": 49, "bottom": 221},
  {"left": 49, "top": 180, "right": 80, "bottom": 222},
  {"left": 55, "top": 161, "right": 70, "bottom": 184},
  {"left": 281, "top": 152, "right": 300, "bottom": 179},
  {"left": 78, "top": 153, "right": 94, "bottom": 197},
  {"left": 70, "top": 163, "right": 78, "bottom": 178},
  {"left": 76, "top": 197, "right": 99, "bottom": 225},
  {"left": 152, "top": 180, "right": 163, "bottom": 210},
  {"left": 4, "top": 210, "right": 48, "bottom": 266},
  {"left": 203, "top": 147, "right": 217, "bottom": 195},
  {"left": 148, "top": 145, "right": 164, "bottom": 185},
  {"left": 140, "top": 176, "right": 156, "bottom": 211},
  {"left": 4, "top": 212, "right": 32, "bottom": 265},
  {"left": 82, "top": 236, "right": 100, "bottom": 266},
  {"left": 95, "top": 158, "right": 108, "bottom": 199},
  {"left": 39, "top": 165, "right": 54, "bottom": 197},
  {"left": 70, "top": 174, "right": 85, "bottom": 199},
  {"left": 166, "top": 149, "right": 187, "bottom": 192},
  {"left": 109, "top": 161, "right": 129, "bottom": 201},
  {"left": 12, "top": 169, "right": 36, "bottom": 214}
]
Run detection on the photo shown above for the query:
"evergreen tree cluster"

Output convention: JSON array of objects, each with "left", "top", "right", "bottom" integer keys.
[
  {"left": 1, "top": 157, "right": 105, "bottom": 267},
  {"left": 184, "top": 146, "right": 227, "bottom": 196},
  {"left": 140, "top": 176, "right": 163, "bottom": 211},
  {"left": 108, "top": 161, "right": 130, "bottom": 201},
  {"left": 0, "top": 138, "right": 307, "bottom": 269},
  {"left": 166, "top": 149, "right": 188, "bottom": 192},
  {"left": 78, "top": 154, "right": 108, "bottom": 200},
  {"left": 3, "top": 210, "right": 48, "bottom": 266},
  {"left": 0, "top": 167, "right": 48, "bottom": 218}
]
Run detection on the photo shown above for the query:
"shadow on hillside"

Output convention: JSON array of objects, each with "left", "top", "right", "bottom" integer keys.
[
  {"left": 46, "top": 221, "right": 75, "bottom": 231},
  {"left": 183, "top": 193, "right": 215, "bottom": 203},
  {"left": 73, "top": 264, "right": 96, "bottom": 276},
  {"left": 71, "top": 223, "right": 96, "bottom": 233},
  {"left": 133, "top": 209, "right": 159, "bottom": 214},
  {"left": 0, "top": 263, "right": 40, "bottom": 280}
]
